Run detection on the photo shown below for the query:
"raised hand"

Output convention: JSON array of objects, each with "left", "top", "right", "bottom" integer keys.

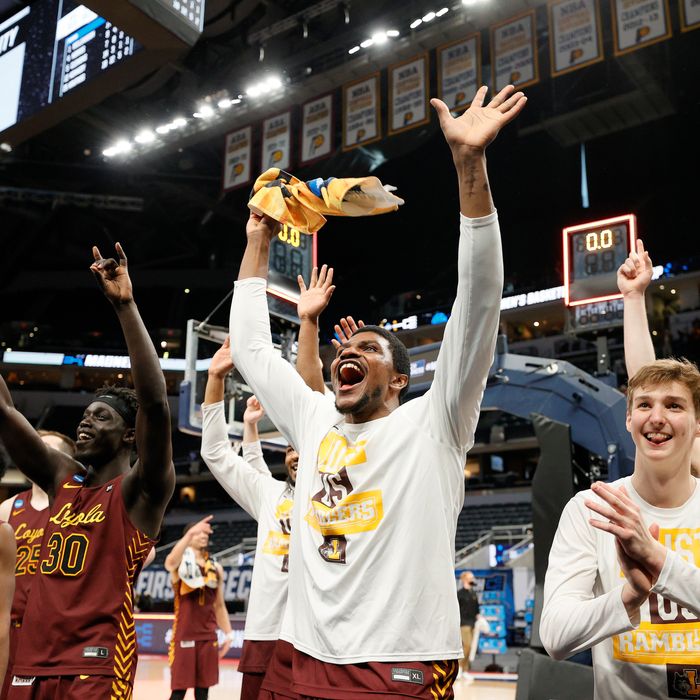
[
  {"left": 209, "top": 337, "right": 234, "bottom": 379},
  {"left": 246, "top": 211, "right": 280, "bottom": 241},
  {"left": 90, "top": 242, "right": 133, "bottom": 305},
  {"left": 297, "top": 265, "right": 336, "bottom": 322},
  {"left": 431, "top": 85, "right": 527, "bottom": 158},
  {"left": 187, "top": 514, "right": 214, "bottom": 540},
  {"left": 243, "top": 395, "right": 265, "bottom": 425},
  {"left": 331, "top": 316, "right": 365, "bottom": 349},
  {"left": 617, "top": 238, "right": 653, "bottom": 297}
]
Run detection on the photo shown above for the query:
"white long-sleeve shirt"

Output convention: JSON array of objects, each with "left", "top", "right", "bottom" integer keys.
[
  {"left": 229, "top": 212, "right": 503, "bottom": 663},
  {"left": 541, "top": 476, "right": 700, "bottom": 699},
  {"left": 200, "top": 401, "right": 293, "bottom": 640}
]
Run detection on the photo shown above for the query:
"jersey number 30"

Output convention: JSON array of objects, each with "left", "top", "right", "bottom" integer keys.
[{"left": 40, "top": 533, "right": 90, "bottom": 576}]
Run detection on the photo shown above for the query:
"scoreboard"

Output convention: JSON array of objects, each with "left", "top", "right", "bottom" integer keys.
[
  {"left": 563, "top": 214, "right": 637, "bottom": 307},
  {"left": 0, "top": 0, "right": 204, "bottom": 145},
  {"left": 0, "top": 2, "right": 140, "bottom": 136},
  {"left": 267, "top": 224, "right": 317, "bottom": 323},
  {"left": 88, "top": 0, "right": 205, "bottom": 46}
]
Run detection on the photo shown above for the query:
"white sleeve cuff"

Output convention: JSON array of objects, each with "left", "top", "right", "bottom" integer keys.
[{"left": 459, "top": 209, "right": 498, "bottom": 227}]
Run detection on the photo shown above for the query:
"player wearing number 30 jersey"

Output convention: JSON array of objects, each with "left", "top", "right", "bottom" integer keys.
[{"left": 0, "top": 242, "right": 174, "bottom": 700}]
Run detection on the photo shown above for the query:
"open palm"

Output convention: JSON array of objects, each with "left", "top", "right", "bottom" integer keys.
[
  {"left": 431, "top": 85, "right": 527, "bottom": 155},
  {"left": 297, "top": 265, "right": 335, "bottom": 321}
]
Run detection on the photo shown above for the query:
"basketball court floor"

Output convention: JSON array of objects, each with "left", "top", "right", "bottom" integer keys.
[{"left": 133, "top": 656, "right": 517, "bottom": 699}]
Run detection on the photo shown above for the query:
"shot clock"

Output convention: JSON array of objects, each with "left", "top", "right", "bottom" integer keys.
[
  {"left": 563, "top": 214, "right": 637, "bottom": 306},
  {"left": 267, "top": 223, "right": 317, "bottom": 318}
]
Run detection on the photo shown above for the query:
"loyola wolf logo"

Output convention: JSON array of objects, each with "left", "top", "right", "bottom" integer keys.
[{"left": 668, "top": 665, "right": 700, "bottom": 698}]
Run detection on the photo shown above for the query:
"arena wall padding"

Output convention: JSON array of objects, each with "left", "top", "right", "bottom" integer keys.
[
  {"left": 529, "top": 413, "right": 575, "bottom": 649},
  {"left": 515, "top": 648, "right": 594, "bottom": 700}
]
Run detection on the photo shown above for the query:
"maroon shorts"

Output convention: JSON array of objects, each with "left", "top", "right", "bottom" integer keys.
[
  {"left": 239, "top": 639, "right": 277, "bottom": 700},
  {"left": 169, "top": 638, "right": 219, "bottom": 690},
  {"left": 6, "top": 675, "right": 133, "bottom": 700},
  {"left": 260, "top": 640, "right": 299, "bottom": 699},
  {"left": 292, "top": 646, "right": 459, "bottom": 699}
]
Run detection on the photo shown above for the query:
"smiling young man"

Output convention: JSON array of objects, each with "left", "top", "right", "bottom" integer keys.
[
  {"left": 541, "top": 359, "right": 700, "bottom": 699},
  {"left": 0, "top": 243, "right": 175, "bottom": 699},
  {"left": 229, "top": 84, "right": 526, "bottom": 699},
  {"left": 617, "top": 238, "right": 700, "bottom": 476}
]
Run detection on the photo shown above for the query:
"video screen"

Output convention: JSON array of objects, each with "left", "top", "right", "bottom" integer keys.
[{"left": 0, "top": 0, "right": 140, "bottom": 135}]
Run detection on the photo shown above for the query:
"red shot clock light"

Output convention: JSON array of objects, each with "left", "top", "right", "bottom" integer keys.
[{"left": 563, "top": 214, "right": 637, "bottom": 307}]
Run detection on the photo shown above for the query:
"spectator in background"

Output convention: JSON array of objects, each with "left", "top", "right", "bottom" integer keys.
[
  {"left": 457, "top": 571, "right": 480, "bottom": 683},
  {"left": 164, "top": 515, "right": 233, "bottom": 700}
]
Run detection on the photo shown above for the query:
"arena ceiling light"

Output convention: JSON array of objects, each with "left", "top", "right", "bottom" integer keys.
[
  {"left": 348, "top": 28, "right": 399, "bottom": 55},
  {"left": 103, "top": 140, "right": 133, "bottom": 158},
  {"left": 193, "top": 104, "right": 216, "bottom": 119},
  {"left": 409, "top": 6, "right": 449, "bottom": 29},
  {"left": 134, "top": 130, "right": 156, "bottom": 144},
  {"left": 245, "top": 75, "right": 284, "bottom": 98}
]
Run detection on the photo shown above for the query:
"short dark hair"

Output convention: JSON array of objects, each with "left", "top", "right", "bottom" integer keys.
[{"left": 352, "top": 325, "right": 411, "bottom": 401}]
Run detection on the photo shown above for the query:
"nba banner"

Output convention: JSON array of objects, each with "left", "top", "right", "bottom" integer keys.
[
  {"left": 342, "top": 72, "right": 380, "bottom": 150},
  {"left": 223, "top": 125, "right": 253, "bottom": 191},
  {"left": 261, "top": 110, "right": 291, "bottom": 172},
  {"left": 136, "top": 565, "right": 253, "bottom": 603},
  {"left": 388, "top": 53, "right": 429, "bottom": 135},
  {"left": 611, "top": 0, "right": 672, "bottom": 55},
  {"left": 491, "top": 10, "right": 539, "bottom": 92},
  {"left": 680, "top": 0, "right": 700, "bottom": 31},
  {"left": 300, "top": 93, "right": 333, "bottom": 164},
  {"left": 437, "top": 35, "right": 481, "bottom": 112},
  {"left": 549, "top": 0, "right": 604, "bottom": 76}
]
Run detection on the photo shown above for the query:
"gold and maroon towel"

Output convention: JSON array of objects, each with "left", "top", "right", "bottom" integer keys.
[{"left": 248, "top": 168, "right": 404, "bottom": 233}]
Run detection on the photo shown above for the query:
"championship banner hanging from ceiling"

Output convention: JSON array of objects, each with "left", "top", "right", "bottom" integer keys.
[
  {"left": 437, "top": 34, "right": 481, "bottom": 112},
  {"left": 300, "top": 93, "right": 333, "bottom": 165},
  {"left": 680, "top": 0, "right": 700, "bottom": 31},
  {"left": 548, "top": 0, "right": 604, "bottom": 77},
  {"left": 611, "top": 0, "right": 672, "bottom": 55},
  {"left": 491, "top": 10, "right": 539, "bottom": 92},
  {"left": 261, "top": 110, "right": 291, "bottom": 172},
  {"left": 223, "top": 125, "right": 253, "bottom": 191},
  {"left": 342, "top": 72, "right": 381, "bottom": 151},
  {"left": 388, "top": 53, "right": 430, "bottom": 135}
]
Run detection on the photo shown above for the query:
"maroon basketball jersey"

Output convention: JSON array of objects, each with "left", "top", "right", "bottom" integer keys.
[
  {"left": 6, "top": 489, "right": 47, "bottom": 623},
  {"left": 172, "top": 564, "right": 218, "bottom": 642},
  {"left": 12, "top": 473, "right": 155, "bottom": 681}
]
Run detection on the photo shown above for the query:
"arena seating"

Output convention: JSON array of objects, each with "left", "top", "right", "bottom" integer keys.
[
  {"left": 455, "top": 501, "right": 533, "bottom": 551},
  {"left": 153, "top": 499, "right": 533, "bottom": 566}
]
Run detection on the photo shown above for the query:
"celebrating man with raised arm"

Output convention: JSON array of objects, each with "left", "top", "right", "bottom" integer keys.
[
  {"left": 0, "top": 243, "right": 175, "bottom": 700},
  {"left": 618, "top": 238, "right": 700, "bottom": 474},
  {"left": 230, "top": 85, "right": 526, "bottom": 700}
]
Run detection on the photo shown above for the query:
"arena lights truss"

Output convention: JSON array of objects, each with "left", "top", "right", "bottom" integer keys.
[
  {"left": 100, "top": 1, "right": 487, "bottom": 160},
  {"left": 101, "top": 75, "right": 285, "bottom": 159}
]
